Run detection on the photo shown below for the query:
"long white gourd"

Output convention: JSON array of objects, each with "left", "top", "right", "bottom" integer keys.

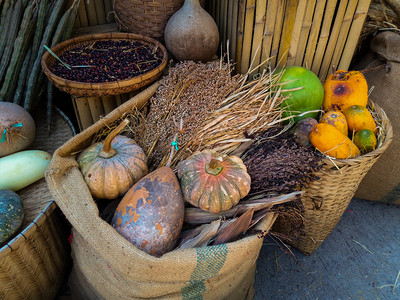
[{"left": 0, "top": 150, "right": 52, "bottom": 191}]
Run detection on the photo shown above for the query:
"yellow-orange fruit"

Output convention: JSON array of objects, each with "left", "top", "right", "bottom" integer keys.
[
  {"left": 310, "top": 123, "right": 360, "bottom": 159},
  {"left": 319, "top": 107, "right": 348, "bottom": 136},
  {"left": 343, "top": 105, "right": 377, "bottom": 134},
  {"left": 322, "top": 70, "right": 368, "bottom": 112}
]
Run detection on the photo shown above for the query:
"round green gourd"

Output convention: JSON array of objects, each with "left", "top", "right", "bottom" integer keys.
[{"left": 0, "top": 190, "right": 24, "bottom": 244}]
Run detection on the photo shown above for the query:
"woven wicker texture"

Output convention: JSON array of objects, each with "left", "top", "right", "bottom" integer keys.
[
  {"left": 114, "top": 0, "right": 206, "bottom": 40},
  {"left": 0, "top": 106, "right": 75, "bottom": 300},
  {"left": 41, "top": 32, "right": 168, "bottom": 97},
  {"left": 273, "top": 102, "right": 393, "bottom": 255},
  {"left": 114, "top": 0, "right": 184, "bottom": 40}
]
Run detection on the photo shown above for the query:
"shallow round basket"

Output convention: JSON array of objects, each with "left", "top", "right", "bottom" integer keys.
[
  {"left": 41, "top": 32, "right": 168, "bottom": 97},
  {"left": 273, "top": 101, "right": 393, "bottom": 256},
  {"left": 0, "top": 106, "right": 75, "bottom": 299}
]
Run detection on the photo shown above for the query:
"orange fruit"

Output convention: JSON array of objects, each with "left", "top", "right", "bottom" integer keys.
[
  {"left": 343, "top": 105, "right": 377, "bottom": 134},
  {"left": 354, "top": 129, "right": 377, "bottom": 153},
  {"left": 322, "top": 70, "right": 368, "bottom": 112},
  {"left": 310, "top": 123, "right": 360, "bottom": 159},
  {"left": 319, "top": 106, "right": 348, "bottom": 136}
]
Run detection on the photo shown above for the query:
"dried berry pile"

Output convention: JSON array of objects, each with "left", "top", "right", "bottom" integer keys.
[
  {"left": 50, "top": 40, "right": 163, "bottom": 83},
  {"left": 243, "top": 126, "right": 323, "bottom": 195}
]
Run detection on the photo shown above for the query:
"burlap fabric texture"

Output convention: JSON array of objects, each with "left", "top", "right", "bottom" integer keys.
[
  {"left": 46, "top": 82, "right": 277, "bottom": 299},
  {"left": 355, "top": 31, "right": 399, "bottom": 204}
]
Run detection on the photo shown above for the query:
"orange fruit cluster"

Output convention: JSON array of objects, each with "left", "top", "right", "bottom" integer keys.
[{"left": 308, "top": 69, "right": 378, "bottom": 158}]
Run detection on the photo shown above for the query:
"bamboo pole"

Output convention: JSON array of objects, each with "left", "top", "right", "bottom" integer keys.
[
  {"left": 310, "top": 0, "right": 338, "bottom": 75},
  {"left": 338, "top": 0, "right": 372, "bottom": 71},
  {"left": 260, "top": 0, "right": 279, "bottom": 69},
  {"left": 328, "top": 0, "right": 358, "bottom": 76},
  {"left": 294, "top": 0, "right": 316, "bottom": 66},
  {"left": 303, "top": 0, "right": 327, "bottom": 69},
  {"left": 231, "top": 0, "right": 239, "bottom": 66},
  {"left": 94, "top": 0, "right": 106, "bottom": 25},
  {"left": 216, "top": 0, "right": 221, "bottom": 35},
  {"left": 227, "top": 0, "right": 233, "bottom": 57},
  {"left": 85, "top": 0, "right": 98, "bottom": 26},
  {"left": 317, "top": 0, "right": 349, "bottom": 79},
  {"left": 210, "top": 0, "right": 216, "bottom": 20},
  {"left": 235, "top": 0, "right": 247, "bottom": 74},
  {"left": 77, "top": 0, "right": 88, "bottom": 27},
  {"left": 286, "top": 0, "right": 308, "bottom": 66},
  {"left": 221, "top": 0, "right": 228, "bottom": 54},
  {"left": 249, "top": 0, "right": 267, "bottom": 77},
  {"left": 269, "top": 0, "right": 285, "bottom": 68},
  {"left": 277, "top": 0, "right": 299, "bottom": 69},
  {"left": 240, "top": 0, "right": 256, "bottom": 74}
]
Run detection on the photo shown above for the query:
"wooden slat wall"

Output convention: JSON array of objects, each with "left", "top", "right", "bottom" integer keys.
[{"left": 210, "top": 0, "right": 372, "bottom": 81}]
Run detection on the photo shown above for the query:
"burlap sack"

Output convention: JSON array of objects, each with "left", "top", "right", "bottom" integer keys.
[
  {"left": 355, "top": 31, "right": 399, "bottom": 204},
  {"left": 46, "top": 82, "right": 277, "bottom": 299}
]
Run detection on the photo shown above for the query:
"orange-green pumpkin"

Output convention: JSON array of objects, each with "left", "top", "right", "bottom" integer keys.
[
  {"left": 177, "top": 150, "right": 251, "bottom": 213},
  {"left": 77, "top": 120, "right": 148, "bottom": 199}
]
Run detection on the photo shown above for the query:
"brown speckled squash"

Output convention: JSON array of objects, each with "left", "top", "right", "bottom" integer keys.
[
  {"left": 111, "top": 166, "right": 184, "bottom": 257},
  {"left": 77, "top": 119, "right": 148, "bottom": 199},
  {"left": 177, "top": 150, "right": 251, "bottom": 213}
]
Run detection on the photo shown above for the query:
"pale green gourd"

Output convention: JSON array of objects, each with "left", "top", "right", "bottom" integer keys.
[{"left": 0, "top": 150, "right": 52, "bottom": 191}]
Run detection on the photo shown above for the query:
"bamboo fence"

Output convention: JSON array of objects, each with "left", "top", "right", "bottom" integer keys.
[{"left": 210, "top": 0, "right": 372, "bottom": 81}]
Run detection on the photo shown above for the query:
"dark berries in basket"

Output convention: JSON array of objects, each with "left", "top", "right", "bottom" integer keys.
[{"left": 50, "top": 40, "right": 163, "bottom": 83}]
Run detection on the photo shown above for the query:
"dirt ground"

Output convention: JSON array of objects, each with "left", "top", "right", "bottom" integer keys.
[{"left": 253, "top": 198, "right": 400, "bottom": 300}]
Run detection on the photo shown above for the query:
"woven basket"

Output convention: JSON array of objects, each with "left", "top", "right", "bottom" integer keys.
[
  {"left": 41, "top": 32, "right": 168, "bottom": 97},
  {"left": 113, "top": 0, "right": 205, "bottom": 40},
  {"left": 0, "top": 106, "right": 75, "bottom": 299},
  {"left": 273, "top": 101, "right": 393, "bottom": 256}
]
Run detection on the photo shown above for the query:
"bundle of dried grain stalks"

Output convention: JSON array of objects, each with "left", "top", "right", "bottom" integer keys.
[{"left": 134, "top": 59, "right": 288, "bottom": 169}]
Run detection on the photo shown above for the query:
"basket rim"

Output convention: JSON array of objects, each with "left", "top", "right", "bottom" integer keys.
[
  {"left": 319, "top": 100, "right": 393, "bottom": 166},
  {"left": 0, "top": 201, "right": 57, "bottom": 257},
  {"left": 41, "top": 32, "right": 168, "bottom": 96}
]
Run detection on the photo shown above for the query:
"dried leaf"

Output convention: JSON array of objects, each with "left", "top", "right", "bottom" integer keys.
[
  {"left": 213, "top": 208, "right": 254, "bottom": 245},
  {"left": 177, "top": 219, "right": 221, "bottom": 249},
  {"left": 184, "top": 191, "right": 303, "bottom": 225}
]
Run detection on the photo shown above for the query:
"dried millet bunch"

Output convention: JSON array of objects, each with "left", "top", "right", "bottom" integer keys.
[{"left": 138, "top": 60, "right": 241, "bottom": 169}]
